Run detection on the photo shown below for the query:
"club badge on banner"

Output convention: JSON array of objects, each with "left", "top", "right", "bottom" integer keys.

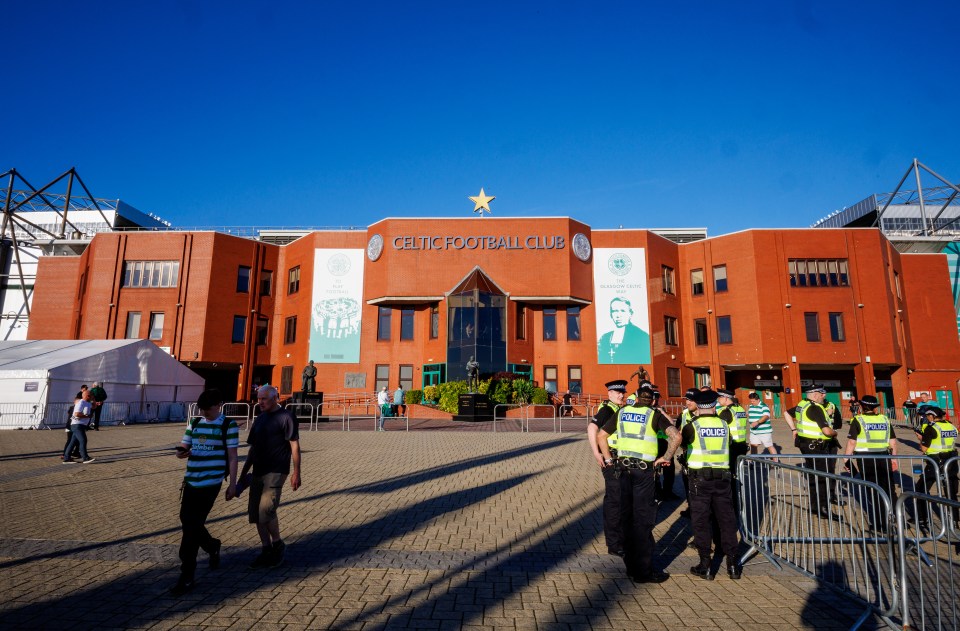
[{"left": 593, "top": 248, "right": 651, "bottom": 365}]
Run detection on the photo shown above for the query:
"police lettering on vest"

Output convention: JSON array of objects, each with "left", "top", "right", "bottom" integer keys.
[{"left": 616, "top": 405, "right": 659, "bottom": 461}]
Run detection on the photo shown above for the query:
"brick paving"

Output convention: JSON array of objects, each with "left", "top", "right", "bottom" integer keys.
[{"left": 0, "top": 420, "right": 900, "bottom": 630}]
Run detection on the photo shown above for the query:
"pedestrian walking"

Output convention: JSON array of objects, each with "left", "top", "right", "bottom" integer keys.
[
  {"left": 170, "top": 389, "right": 239, "bottom": 596},
  {"left": 747, "top": 392, "right": 777, "bottom": 458},
  {"left": 240, "top": 385, "right": 301, "bottom": 568},
  {"left": 89, "top": 381, "right": 108, "bottom": 430},
  {"left": 62, "top": 390, "right": 96, "bottom": 464}
]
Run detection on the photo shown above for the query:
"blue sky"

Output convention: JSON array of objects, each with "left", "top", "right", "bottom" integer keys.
[{"left": 3, "top": 1, "right": 958, "bottom": 235}]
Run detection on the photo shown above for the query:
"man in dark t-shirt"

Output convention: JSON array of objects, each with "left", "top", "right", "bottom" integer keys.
[{"left": 240, "top": 385, "right": 301, "bottom": 569}]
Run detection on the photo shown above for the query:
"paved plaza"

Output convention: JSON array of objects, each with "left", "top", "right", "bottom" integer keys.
[{"left": 0, "top": 419, "right": 900, "bottom": 630}]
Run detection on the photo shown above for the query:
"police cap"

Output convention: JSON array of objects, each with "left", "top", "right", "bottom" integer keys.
[
  {"left": 605, "top": 380, "right": 628, "bottom": 393},
  {"left": 716, "top": 388, "right": 735, "bottom": 399},
  {"left": 693, "top": 389, "right": 720, "bottom": 409},
  {"left": 684, "top": 388, "right": 699, "bottom": 401},
  {"left": 805, "top": 384, "right": 827, "bottom": 394},
  {"left": 857, "top": 395, "right": 881, "bottom": 409},
  {"left": 921, "top": 405, "right": 945, "bottom": 418}
]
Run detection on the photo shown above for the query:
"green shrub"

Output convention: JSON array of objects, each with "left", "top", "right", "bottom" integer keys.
[
  {"left": 531, "top": 387, "right": 550, "bottom": 405},
  {"left": 478, "top": 379, "right": 490, "bottom": 395},
  {"left": 405, "top": 390, "right": 423, "bottom": 405},
  {"left": 512, "top": 379, "right": 534, "bottom": 404},
  {"left": 437, "top": 380, "right": 469, "bottom": 414},
  {"left": 488, "top": 379, "right": 514, "bottom": 404},
  {"left": 422, "top": 385, "right": 439, "bottom": 403}
]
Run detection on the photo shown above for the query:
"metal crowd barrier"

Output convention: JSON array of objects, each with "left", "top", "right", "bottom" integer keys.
[
  {"left": 738, "top": 456, "right": 899, "bottom": 628},
  {"left": 373, "top": 402, "right": 409, "bottom": 432},
  {"left": 285, "top": 402, "right": 315, "bottom": 430},
  {"left": 492, "top": 404, "right": 524, "bottom": 433},
  {"left": 524, "top": 405, "right": 557, "bottom": 433},
  {"left": 771, "top": 453, "right": 944, "bottom": 499},
  {"left": 0, "top": 403, "right": 45, "bottom": 429},
  {"left": 345, "top": 403, "right": 377, "bottom": 432},
  {"left": 896, "top": 492, "right": 960, "bottom": 631}
]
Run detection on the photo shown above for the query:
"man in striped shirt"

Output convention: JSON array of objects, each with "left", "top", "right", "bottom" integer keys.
[
  {"left": 171, "top": 389, "right": 239, "bottom": 596},
  {"left": 747, "top": 392, "right": 777, "bottom": 458}
]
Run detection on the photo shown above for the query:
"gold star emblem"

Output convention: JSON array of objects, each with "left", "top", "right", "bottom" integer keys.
[{"left": 469, "top": 188, "right": 495, "bottom": 216}]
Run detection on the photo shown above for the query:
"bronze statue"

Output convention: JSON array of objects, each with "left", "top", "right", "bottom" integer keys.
[
  {"left": 630, "top": 366, "right": 649, "bottom": 391},
  {"left": 466, "top": 356, "right": 480, "bottom": 392},
  {"left": 301, "top": 360, "right": 317, "bottom": 393}
]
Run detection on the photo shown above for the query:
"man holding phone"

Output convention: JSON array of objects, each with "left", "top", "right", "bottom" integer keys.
[{"left": 170, "top": 389, "right": 239, "bottom": 596}]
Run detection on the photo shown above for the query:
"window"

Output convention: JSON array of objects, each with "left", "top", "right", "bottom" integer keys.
[
  {"left": 287, "top": 266, "right": 301, "bottom": 294},
  {"left": 260, "top": 270, "right": 273, "bottom": 296},
  {"left": 894, "top": 271, "right": 901, "bottom": 299},
  {"left": 284, "top": 316, "right": 297, "bottom": 344},
  {"left": 280, "top": 366, "right": 293, "bottom": 395},
  {"left": 400, "top": 309, "right": 415, "bottom": 341},
  {"left": 691, "top": 269, "right": 704, "bottom": 295},
  {"left": 430, "top": 304, "right": 439, "bottom": 339},
  {"left": 125, "top": 312, "right": 141, "bottom": 338},
  {"left": 713, "top": 265, "right": 728, "bottom": 292},
  {"left": 694, "top": 318, "right": 708, "bottom": 345},
  {"left": 804, "top": 312, "right": 820, "bottom": 342},
  {"left": 829, "top": 312, "right": 846, "bottom": 342},
  {"left": 237, "top": 266, "right": 251, "bottom": 293},
  {"left": 232, "top": 315, "right": 246, "bottom": 344},
  {"left": 122, "top": 261, "right": 179, "bottom": 288},
  {"left": 664, "top": 316, "right": 678, "bottom": 345},
  {"left": 399, "top": 365, "right": 414, "bottom": 391},
  {"left": 662, "top": 265, "right": 675, "bottom": 295},
  {"left": 516, "top": 303, "right": 526, "bottom": 340},
  {"left": 544, "top": 366, "right": 558, "bottom": 393},
  {"left": 543, "top": 308, "right": 557, "bottom": 340},
  {"left": 667, "top": 367, "right": 681, "bottom": 398},
  {"left": 375, "top": 364, "right": 390, "bottom": 392},
  {"left": 788, "top": 259, "right": 849, "bottom": 287},
  {"left": 566, "top": 307, "right": 581, "bottom": 341},
  {"left": 148, "top": 312, "right": 164, "bottom": 340},
  {"left": 568, "top": 366, "right": 582, "bottom": 393},
  {"left": 717, "top": 315, "right": 732, "bottom": 344},
  {"left": 255, "top": 316, "right": 269, "bottom": 346},
  {"left": 377, "top": 307, "right": 391, "bottom": 341}
]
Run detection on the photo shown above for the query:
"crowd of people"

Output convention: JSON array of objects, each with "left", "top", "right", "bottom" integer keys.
[{"left": 587, "top": 379, "right": 959, "bottom": 582}]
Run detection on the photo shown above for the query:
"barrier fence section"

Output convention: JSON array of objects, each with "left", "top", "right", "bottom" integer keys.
[
  {"left": 492, "top": 404, "right": 523, "bottom": 433},
  {"left": 524, "top": 405, "right": 557, "bottom": 433},
  {"left": 0, "top": 402, "right": 44, "bottom": 429},
  {"left": 285, "top": 402, "right": 315, "bottom": 430},
  {"left": 738, "top": 456, "right": 899, "bottom": 629},
  {"left": 896, "top": 491, "right": 960, "bottom": 631}
]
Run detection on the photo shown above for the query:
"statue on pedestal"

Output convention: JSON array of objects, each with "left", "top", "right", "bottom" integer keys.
[
  {"left": 302, "top": 360, "right": 317, "bottom": 393},
  {"left": 466, "top": 356, "right": 480, "bottom": 392}
]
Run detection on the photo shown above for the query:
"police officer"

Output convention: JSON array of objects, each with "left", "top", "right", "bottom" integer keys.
[
  {"left": 647, "top": 384, "right": 679, "bottom": 502},
  {"left": 682, "top": 389, "right": 742, "bottom": 579},
  {"left": 842, "top": 395, "right": 899, "bottom": 531},
  {"left": 587, "top": 380, "right": 628, "bottom": 556},
  {"left": 717, "top": 389, "right": 749, "bottom": 508},
  {"left": 598, "top": 387, "right": 679, "bottom": 583},
  {"left": 913, "top": 406, "right": 959, "bottom": 530},
  {"left": 786, "top": 384, "right": 840, "bottom": 520}
]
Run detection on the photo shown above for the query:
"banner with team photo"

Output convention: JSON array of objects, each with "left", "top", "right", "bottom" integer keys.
[
  {"left": 310, "top": 249, "right": 364, "bottom": 364},
  {"left": 593, "top": 248, "right": 651, "bottom": 364}
]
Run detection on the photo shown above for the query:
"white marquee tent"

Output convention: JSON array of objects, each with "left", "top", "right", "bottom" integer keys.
[{"left": 0, "top": 339, "right": 204, "bottom": 429}]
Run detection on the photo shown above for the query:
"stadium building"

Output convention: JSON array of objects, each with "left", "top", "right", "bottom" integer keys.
[{"left": 25, "top": 213, "right": 960, "bottom": 414}]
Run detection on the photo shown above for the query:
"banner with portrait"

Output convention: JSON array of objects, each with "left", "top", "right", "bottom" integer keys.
[
  {"left": 310, "top": 249, "right": 364, "bottom": 364},
  {"left": 593, "top": 248, "right": 651, "bottom": 364}
]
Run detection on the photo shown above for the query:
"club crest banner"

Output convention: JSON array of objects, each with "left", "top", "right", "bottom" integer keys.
[
  {"left": 310, "top": 249, "right": 364, "bottom": 363},
  {"left": 593, "top": 248, "right": 651, "bottom": 364}
]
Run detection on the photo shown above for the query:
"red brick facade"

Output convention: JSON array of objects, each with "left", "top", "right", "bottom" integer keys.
[{"left": 28, "top": 219, "right": 960, "bottom": 411}]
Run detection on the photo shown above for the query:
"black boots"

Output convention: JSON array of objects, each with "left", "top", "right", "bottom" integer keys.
[
  {"left": 727, "top": 556, "right": 742, "bottom": 579},
  {"left": 690, "top": 556, "right": 713, "bottom": 580}
]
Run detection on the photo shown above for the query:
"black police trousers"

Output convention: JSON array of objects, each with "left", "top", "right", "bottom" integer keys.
[
  {"left": 656, "top": 438, "right": 676, "bottom": 500},
  {"left": 852, "top": 456, "right": 896, "bottom": 530},
  {"left": 915, "top": 453, "right": 959, "bottom": 525},
  {"left": 798, "top": 438, "right": 833, "bottom": 511},
  {"left": 620, "top": 468, "right": 657, "bottom": 578},
  {"left": 601, "top": 466, "right": 627, "bottom": 554},
  {"left": 688, "top": 469, "right": 739, "bottom": 559}
]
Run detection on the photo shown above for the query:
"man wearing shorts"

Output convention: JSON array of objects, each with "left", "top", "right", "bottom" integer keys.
[
  {"left": 747, "top": 392, "right": 777, "bottom": 458},
  {"left": 241, "top": 385, "right": 301, "bottom": 568}
]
